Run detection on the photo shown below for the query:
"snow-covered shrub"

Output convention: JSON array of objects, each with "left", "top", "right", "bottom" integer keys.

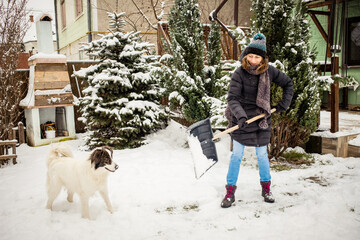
[
  {"left": 252, "top": 0, "right": 322, "bottom": 159},
  {"left": 156, "top": 0, "right": 210, "bottom": 124},
  {"left": 73, "top": 12, "right": 167, "bottom": 149}
]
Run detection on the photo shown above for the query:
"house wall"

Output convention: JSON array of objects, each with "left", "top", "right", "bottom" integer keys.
[
  {"left": 55, "top": 0, "right": 89, "bottom": 59},
  {"left": 56, "top": 0, "right": 251, "bottom": 60},
  {"left": 308, "top": 0, "right": 360, "bottom": 108}
]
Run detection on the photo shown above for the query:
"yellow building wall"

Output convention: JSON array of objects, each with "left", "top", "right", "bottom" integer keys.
[{"left": 56, "top": 0, "right": 251, "bottom": 60}]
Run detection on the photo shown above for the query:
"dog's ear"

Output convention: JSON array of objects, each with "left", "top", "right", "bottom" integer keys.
[
  {"left": 90, "top": 149, "right": 106, "bottom": 170},
  {"left": 103, "top": 146, "right": 113, "bottom": 158},
  {"left": 90, "top": 147, "right": 113, "bottom": 170}
]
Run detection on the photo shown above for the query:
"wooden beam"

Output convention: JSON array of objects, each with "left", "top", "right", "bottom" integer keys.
[
  {"left": 306, "top": 0, "right": 333, "bottom": 9},
  {"left": 35, "top": 64, "right": 67, "bottom": 72},
  {"left": 308, "top": 11, "right": 332, "bottom": 58},
  {"left": 35, "top": 81, "right": 69, "bottom": 90},
  {"left": 157, "top": 22, "right": 172, "bottom": 55},
  {"left": 0, "top": 154, "right": 17, "bottom": 160},
  {"left": 35, "top": 93, "right": 74, "bottom": 106},
  {"left": 307, "top": 10, "right": 330, "bottom": 15},
  {"left": 34, "top": 71, "right": 70, "bottom": 82},
  {"left": 305, "top": 0, "right": 345, "bottom": 9},
  {"left": 308, "top": 11, "right": 328, "bottom": 42}
]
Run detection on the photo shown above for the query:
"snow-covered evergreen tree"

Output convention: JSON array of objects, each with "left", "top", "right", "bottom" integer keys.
[
  {"left": 208, "top": 26, "right": 247, "bottom": 129},
  {"left": 74, "top": 12, "right": 167, "bottom": 149},
  {"left": 205, "top": 22, "right": 229, "bottom": 128},
  {"left": 205, "top": 22, "right": 223, "bottom": 98},
  {"left": 251, "top": 0, "right": 294, "bottom": 62},
  {"left": 159, "top": 0, "right": 210, "bottom": 123},
  {"left": 251, "top": 0, "right": 321, "bottom": 158},
  {"left": 169, "top": 0, "right": 204, "bottom": 79}
]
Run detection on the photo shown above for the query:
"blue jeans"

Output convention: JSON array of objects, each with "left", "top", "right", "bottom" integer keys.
[{"left": 226, "top": 140, "right": 271, "bottom": 185}]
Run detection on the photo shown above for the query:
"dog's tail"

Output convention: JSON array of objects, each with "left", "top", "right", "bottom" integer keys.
[{"left": 47, "top": 143, "right": 74, "bottom": 167}]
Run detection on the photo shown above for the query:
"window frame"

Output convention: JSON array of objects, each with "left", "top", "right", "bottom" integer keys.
[
  {"left": 60, "top": 0, "right": 66, "bottom": 29},
  {"left": 75, "top": 0, "right": 83, "bottom": 17},
  {"left": 345, "top": 16, "right": 360, "bottom": 66}
]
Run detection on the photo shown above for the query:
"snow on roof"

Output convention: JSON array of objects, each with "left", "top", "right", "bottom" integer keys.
[
  {"left": 349, "top": 135, "right": 360, "bottom": 146},
  {"left": 28, "top": 52, "right": 66, "bottom": 61}
]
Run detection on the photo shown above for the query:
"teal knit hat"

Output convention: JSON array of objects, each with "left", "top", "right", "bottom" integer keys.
[{"left": 242, "top": 33, "right": 267, "bottom": 59}]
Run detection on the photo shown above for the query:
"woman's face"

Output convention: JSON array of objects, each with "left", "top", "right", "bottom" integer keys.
[{"left": 247, "top": 54, "right": 263, "bottom": 65}]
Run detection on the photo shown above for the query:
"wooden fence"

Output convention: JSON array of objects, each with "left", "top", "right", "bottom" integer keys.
[{"left": 0, "top": 122, "right": 25, "bottom": 165}]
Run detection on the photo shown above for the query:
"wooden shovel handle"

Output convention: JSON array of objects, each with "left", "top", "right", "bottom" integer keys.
[{"left": 212, "top": 108, "right": 276, "bottom": 141}]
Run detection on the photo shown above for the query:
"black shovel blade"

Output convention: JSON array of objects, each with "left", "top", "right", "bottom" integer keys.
[{"left": 188, "top": 118, "right": 218, "bottom": 162}]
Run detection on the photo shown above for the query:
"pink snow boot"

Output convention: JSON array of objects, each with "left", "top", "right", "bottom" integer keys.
[
  {"left": 260, "top": 181, "right": 275, "bottom": 203},
  {"left": 221, "top": 185, "right": 237, "bottom": 208}
]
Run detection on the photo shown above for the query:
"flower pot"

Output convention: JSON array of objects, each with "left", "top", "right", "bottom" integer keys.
[{"left": 45, "top": 130, "right": 56, "bottom": 139}]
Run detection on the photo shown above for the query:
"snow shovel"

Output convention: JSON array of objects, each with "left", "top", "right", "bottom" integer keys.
[{"left": 188, "top": 108, "right": 276, "bottom": 179}]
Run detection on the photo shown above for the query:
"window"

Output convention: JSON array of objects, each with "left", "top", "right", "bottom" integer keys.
[
  {"left": 79, "top": 49, "right": 83, "bottom": 60},
  {"left": 346, "top": 16, "right": 360, "bottom": 66},
  {"left": 60, "top": 0, "right": 66, "bottom": 29},
  {"left": 76, "top": 0, "right": 83, "bottom": 17}
]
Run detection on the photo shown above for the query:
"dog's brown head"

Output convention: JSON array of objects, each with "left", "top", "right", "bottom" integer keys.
[{"left": 90, "top": 146, "right": 118, "bottom": 172}]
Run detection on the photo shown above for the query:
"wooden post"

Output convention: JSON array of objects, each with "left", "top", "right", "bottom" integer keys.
[
  {"left": 0, "top": 141, "right": 17, "bottom": 165},
  {"left": 8, "top": 123, "right": 14, "bottom": 140},
  {"left": 330, "top": 56, "right": 339, "bottom": 133},
  {"left": 11, "top": 143, "right": 17, "bottom": 164},
  {"left": 18, "top": 122, "right": 25, "bottom": 144}
]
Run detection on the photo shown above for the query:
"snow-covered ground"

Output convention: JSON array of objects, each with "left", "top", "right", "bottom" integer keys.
[{"left": 0, "top": 111, "right": 359, "bottom": 240}]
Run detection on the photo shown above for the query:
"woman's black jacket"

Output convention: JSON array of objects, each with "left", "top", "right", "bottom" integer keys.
[{"left": 227, "top": 65, "right": 294, "bottom": 147}]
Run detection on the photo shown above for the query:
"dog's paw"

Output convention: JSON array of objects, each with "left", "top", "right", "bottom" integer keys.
[{"left": 108, "top": 208, "right": 114, "bottom": 214}]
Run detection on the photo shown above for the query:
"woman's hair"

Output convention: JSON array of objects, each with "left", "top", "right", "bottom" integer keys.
[{"left": 241, "top": 55, "right": 269, "bottom": 73}]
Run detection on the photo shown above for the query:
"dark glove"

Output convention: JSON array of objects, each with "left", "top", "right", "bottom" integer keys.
[
  {"left": 272, "top": 105, "right": 283, "bottom": 113},
  {"left": 237, "top": 117, "right": 248, "bottom": 130}
]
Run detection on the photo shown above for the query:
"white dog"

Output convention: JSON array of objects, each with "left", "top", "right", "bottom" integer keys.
[{"left": 46, "top": 143, "right": 118, "bottom": 219}]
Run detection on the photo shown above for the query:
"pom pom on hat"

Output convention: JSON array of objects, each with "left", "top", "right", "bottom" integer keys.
[
  {"left": 241, "top": 32, "right": 267, "bottom": 59},
  {"left": 249, "top": 33, "right": 266, "bottom": 52},
  {"left": 253, "top": 33, "right": 266, "bottom": 40}
]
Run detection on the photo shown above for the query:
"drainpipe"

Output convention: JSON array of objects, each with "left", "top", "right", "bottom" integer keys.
[
  {"left": 87, "top": 0, "right": 92, "bottom": 43},
  {"left": 233, "top": 0, "right": 239, "bottom": 60},
  {"left": 210, "top": 0, "right": 236, "bottom": 41},
  {"left": 54, "top": 0, "right": 60, "bottom": 53},
  {"left": 210, "top": 0, "right": 238, "bottom": 60}
]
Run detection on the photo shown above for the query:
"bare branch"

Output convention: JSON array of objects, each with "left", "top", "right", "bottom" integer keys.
[
  {"left": 131, "top": 0, "right": 157, "bottom": 30},
  {"left": 0, "top": 0, "right": 29, "bottom": 140},
  {"left": 150, "top": 0, "right": 163, "bottom": 21}
]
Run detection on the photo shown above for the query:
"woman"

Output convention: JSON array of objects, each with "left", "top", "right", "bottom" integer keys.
[{"left": 221, "top": 33, "right": 294, "bottom": 208}]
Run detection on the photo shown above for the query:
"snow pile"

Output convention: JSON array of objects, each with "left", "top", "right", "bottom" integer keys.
[
  {"left": 0, "top": 114, "right": 360, "bottom": 239},
  {"left": 187, "top": 135, "right": 216, "bottom": 179},
  {"left": 349, "top": 135, "right": 360, "bottom": 146},
  {"left": 28, "top": 52, "right": 66, "bottom": 61}
]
